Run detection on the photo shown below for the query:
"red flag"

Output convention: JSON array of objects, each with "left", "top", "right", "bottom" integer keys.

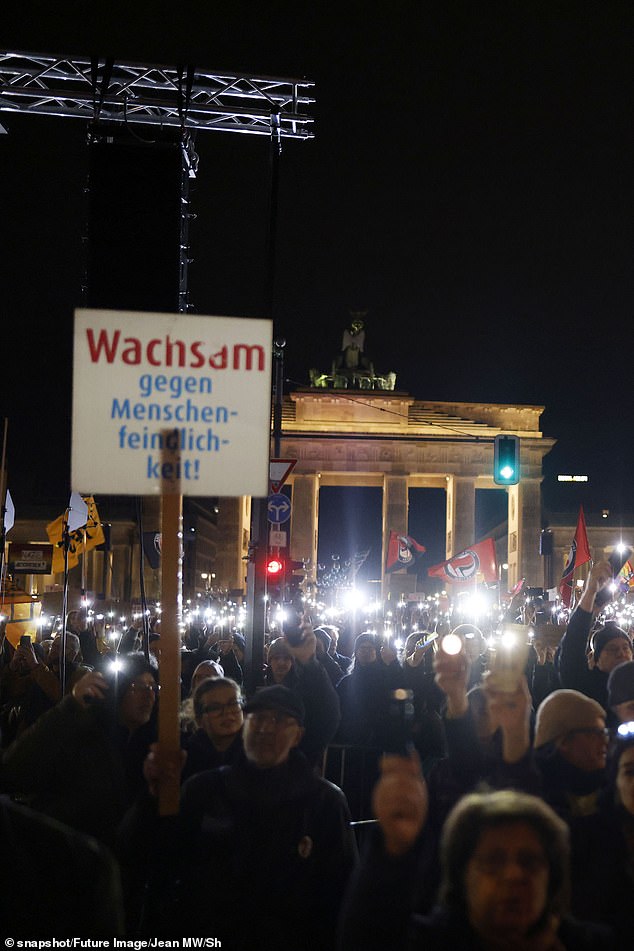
[
  {"left": 508, "top": 577, "right": 526, "bottom": 598},
  {"left": 385, "top": 530, "right": 426, "bottom": 573},
  {"left": 559, "top": 506, "right": 591, "bottom": 608},
  {"left": 427, "top": 538, "right": 498, "bottom": 584}
]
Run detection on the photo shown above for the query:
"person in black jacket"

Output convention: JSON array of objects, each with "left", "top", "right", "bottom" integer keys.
[
  {"left": 1, "top": 652, "right": 158, "bottom": 847},
  {"left": 335, "top": 631, "right": 405, "bottom": 748},
  {"left": 0, "top": 795, "right": 125, "bottom": 938},
  {"left": 558, "top": 560, "right": 633, "bottom": 719},
  {"left": 339, "top": 760, "right": 613, "bottom": 950},
  {"left": 121, "top": 685, "right": 358, "bottom": 949},
  {"left": 263, "top": 629, "right": 340, "bottom": 769}
]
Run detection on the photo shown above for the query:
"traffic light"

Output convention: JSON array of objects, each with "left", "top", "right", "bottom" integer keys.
[
  {"left": 287, "top": 559, "right": 307, "bottom": 597},
  {"left": 266, "top": 556, "right": 285, "bottom": 599},
  {"left": 493, "top": 434, "right": 520, "bottom": 485}
]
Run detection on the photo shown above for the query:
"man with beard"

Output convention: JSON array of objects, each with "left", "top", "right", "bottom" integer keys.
[{"left": 121, "top": 685, "right": 357, "bottom": 949}]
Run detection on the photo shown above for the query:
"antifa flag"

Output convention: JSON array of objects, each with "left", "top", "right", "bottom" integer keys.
[
  {"left": 428, "top": 538, "right": 498, "bottom": 584},
  {"left": 142, "top": 532, "right": 162, "bottom": 570},
  {"left": 385, "top": 531, "right": 426, "bottom": 573},
  {"left": 559, "top": 506, "right": 591, "bottom": 608}
]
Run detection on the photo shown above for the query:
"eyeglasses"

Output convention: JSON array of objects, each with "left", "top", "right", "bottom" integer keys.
[
  {"left": 202, "top": 699, "right": 244, "bottom": 717},
  {"left": 565, "top": 727, "right": 610, "bottom": 740},
  {"left": 129, "top": 681, "right": 160, "bottom": 696},
  {"left": 245, "top": 711, "right": 296, "bottom": 728},
  {"left": 473, "top": 849, "right": 548, "bottom": 876}
]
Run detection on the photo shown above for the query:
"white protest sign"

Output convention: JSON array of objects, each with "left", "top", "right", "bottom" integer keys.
[{"left": 71, "top": 309, "right": 273, "bottom": 497}]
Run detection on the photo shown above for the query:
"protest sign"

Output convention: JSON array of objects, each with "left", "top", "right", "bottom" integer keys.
[{"left": 72, "top": 309, "right": 273, "bottom": 497}]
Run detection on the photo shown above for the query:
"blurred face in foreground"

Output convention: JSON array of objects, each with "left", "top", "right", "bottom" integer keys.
[
  {"left": 243, "top": 708, "right": 303, "bottom": 768},
  {"left": 465, "top": 822, "right": 549, "bottom": 941}
]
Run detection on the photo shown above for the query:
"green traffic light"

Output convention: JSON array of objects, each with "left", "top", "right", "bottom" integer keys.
[{"left": 494, "top": 434, "right": 520, "bottom": 485}]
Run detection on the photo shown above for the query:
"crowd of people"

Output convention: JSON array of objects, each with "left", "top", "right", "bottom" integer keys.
[{"left": 2, "top": 558, "right": 634, "bottom": 947}]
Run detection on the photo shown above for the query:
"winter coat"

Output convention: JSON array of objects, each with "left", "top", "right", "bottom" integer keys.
[{"left": 120, "top": 749, "right": 358, "bottom": 949}]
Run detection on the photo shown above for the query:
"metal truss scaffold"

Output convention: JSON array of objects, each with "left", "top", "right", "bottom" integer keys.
[{"left": 0, "top": 51, "right": 315, "bottom": 139}]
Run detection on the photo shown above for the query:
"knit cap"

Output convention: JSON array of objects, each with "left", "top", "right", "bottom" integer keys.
[
  {"left": 313, "top": 627, "right": 332, "bottom": 652},
  {"left": 607, "top": 661, "right": 634, "bottom": 708},
  {"left": 267, "top": 637, "right": 293, "bottom": 660},
  {"left": 591, "top": 623, "right": 631, "bottom": 661},
  {"left": 534, "top": 689, "right": 606, "bottom": 748},
  {"left": 353, "top": 632, "right": 376, "bottom": 654}
]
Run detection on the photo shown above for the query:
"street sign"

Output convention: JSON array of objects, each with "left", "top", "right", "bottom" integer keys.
[
  {"left": 267, "top": 492, "right": 292, "bottom": 524},
  {"left": 269, "top": 458, "right": 297, "bottom": 493},
  {"left": 8, "top": 543, "right": 53, "bottom": 574},
  {"left": 269, "top": 529, "right": 287, "bottom": 547}
]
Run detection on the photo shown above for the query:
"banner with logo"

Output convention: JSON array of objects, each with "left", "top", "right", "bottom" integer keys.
[
  {"left": 427, "top": 538, "right": 498, "bottom": 584},
  {"left": 385, "top": 531, "right": 426, "bottom": 573}
]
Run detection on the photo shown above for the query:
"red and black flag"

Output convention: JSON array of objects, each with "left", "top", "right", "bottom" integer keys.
[
  {"left": 427, "top": 538, "right": 498, "bottom": 585},
  {"left": 559, "top": 506, "right": 591, "bottom": 608},
  {"left": 385, "top": 531, "right": 426, "bottom": 573}
]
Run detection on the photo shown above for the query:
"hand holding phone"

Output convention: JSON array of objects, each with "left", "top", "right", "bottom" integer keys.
[
  {"left": 485, "top": 626, "right": 529, "bottom": 693},
  {"left": 594, "top": 547, "right": 633, "bottom": 609}
]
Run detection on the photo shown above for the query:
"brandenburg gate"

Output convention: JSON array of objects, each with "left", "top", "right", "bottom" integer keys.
[{"left": 216, "top": 387, "right": 555, "bottom": 594}]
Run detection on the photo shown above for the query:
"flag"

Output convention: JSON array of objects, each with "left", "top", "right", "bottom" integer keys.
[
  {"left": 617, "top": 560, "right": 634, "bottom": 594},
  {"left": 385, "top": 531, "right": 426, "bottom": 573},
  {"left": 428, "top": 538, "right": 498, "bottom": 584},
  {"left": 559, "top": 505, "right": 591, "bottom": 608},
  {"left": 142, "top": 532, "right": 162, "bottom": 570},
  {"left": 46, "top": 496, "right": 106, "bottom": 575},
  {"left": 508, "top": 577, "right": 526, "bottom": 598}
]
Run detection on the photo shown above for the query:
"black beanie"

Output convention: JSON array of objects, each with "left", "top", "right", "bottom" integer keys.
[
  {"left": 608, "top": 660, "right": 634, "bottom": 707},
  {"left": 591, "top": 623, "right": 631, "bottom": 661}
]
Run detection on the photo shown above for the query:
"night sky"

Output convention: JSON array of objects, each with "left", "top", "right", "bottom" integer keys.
[{"left": 3, "top": 4, "right": 634, "bottom": 578}]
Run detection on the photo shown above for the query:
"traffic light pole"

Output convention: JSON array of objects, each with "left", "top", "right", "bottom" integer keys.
[
  {"left": 244, "top": 117, "right": 283, "bottom": 696},
  {"left": 244, "top": 500, "right": 269, "bottom": 695}
]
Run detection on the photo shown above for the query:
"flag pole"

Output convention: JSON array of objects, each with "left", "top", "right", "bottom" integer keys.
[
  {"left": 0, "top": 418, "right": 9, "bottom": 603},
  {"left": 60, "top": 510, "right": 71, "bottom": 696}
]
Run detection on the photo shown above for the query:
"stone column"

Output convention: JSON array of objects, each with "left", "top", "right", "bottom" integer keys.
[
  {"left": 290, "top": 475, "right": 320, "bottom": 580},
  {"left": 507, "top": 479, "right": 542, "bottom": 589},
  {"left": 446, "top": 476, "right": 476, "bottom": 557},
  {"left": 382, "top": 475, "right": 409, "bottom": 595},
  {"left": 216, "top": 496, "right": 250, "bottom": 593}
]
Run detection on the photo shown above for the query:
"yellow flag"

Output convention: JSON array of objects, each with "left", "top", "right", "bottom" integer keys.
[{"left": 46, "top": 496, "right": 106, "bottom": 575}]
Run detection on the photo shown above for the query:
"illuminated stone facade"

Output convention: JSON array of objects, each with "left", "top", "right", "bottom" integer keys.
[{"left": 273, "top": 389, "right": 555, "bottom": 592}]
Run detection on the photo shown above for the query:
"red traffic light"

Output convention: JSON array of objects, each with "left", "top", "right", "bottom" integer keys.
[{"left": 266, "top": 558, "right": 284, "bottom": 577}]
